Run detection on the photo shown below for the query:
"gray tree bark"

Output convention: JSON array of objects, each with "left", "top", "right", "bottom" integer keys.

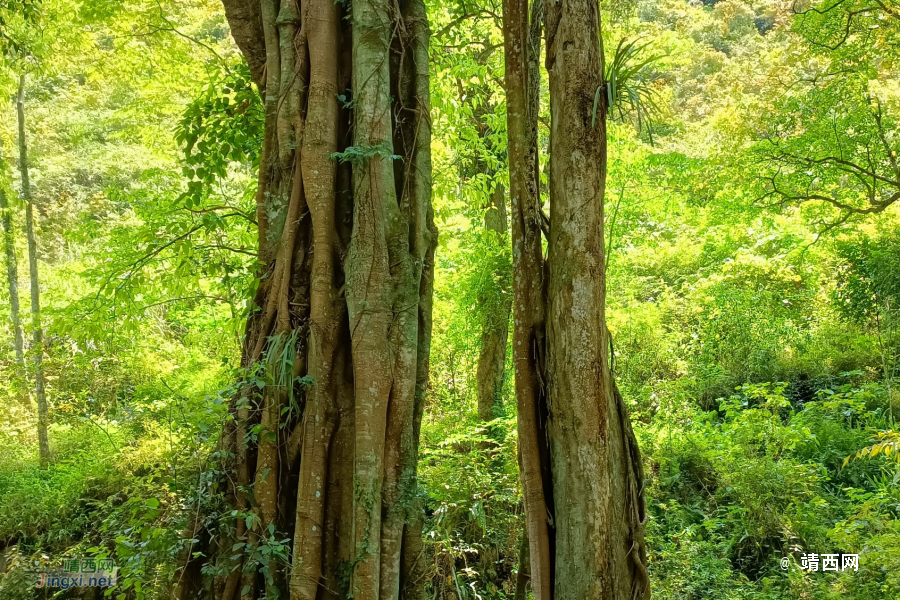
[
  {"left": 0, "top": 183, "right": 24, "bottom": 373},
  {"left": 504, "top": 0, "right": 650, "bottom": 598}
]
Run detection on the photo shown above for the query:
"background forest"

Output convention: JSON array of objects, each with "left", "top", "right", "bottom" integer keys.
[{"left": 0, "top": 0, "right": 898, "bottom": 598}]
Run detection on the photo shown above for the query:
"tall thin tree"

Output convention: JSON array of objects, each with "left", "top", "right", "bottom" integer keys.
[
  {"left": 503, "top": 0, "right": 650, "bottom": 598},
  {"left": 0, "top": 163, "right": 25, "bottom": 373},
  {"left": 176, "top": 1, "right": 437, "bottom": 598},
  {"left": 16, "top": 73, "right": 49, "bottom": 468},
  {"left": 476, "top": 183, "right": 512, "bottom": 425},
  {"left": 502, "top": 0, "right": 553, "bottom": 597}
]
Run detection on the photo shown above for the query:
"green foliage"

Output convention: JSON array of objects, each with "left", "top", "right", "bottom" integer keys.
[
  {"left": 330, "top": 142, "right": 401, "bottom": 165},
  {"left": 644, "top": 380, "right": 897, "bottom": 599},
  {"left": 176, "top": 62, "right": 263, "bottom": 209},
  {"left": 419, "top": 417, "right": 522, "bottom": 599},
  {"left": 833, "top": 230, "right": 900, "bottom": 327},
  {"left": 0, "top": 0, "right": 41, "bottom": 58},
  {"left": 0, "top": 0, "right": 899, "bottom": 599}
]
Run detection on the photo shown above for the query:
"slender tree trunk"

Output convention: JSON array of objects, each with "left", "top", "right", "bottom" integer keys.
[
  {"left": 474, "top": 183, "right": 511, "bottom": 588},
  {"left": 514, "top": 524, "right": 531, "bottom": 600},
  {"left": 16, "top": 74, "right": 49, "bottom": 468},
  {"left": 476, "top": 183, "right": 511, "bottom": 424},
  {"left": 502, "top": 0, "right": 554, "bottom": 599},
  {"left": 0, "top": 185, "right": 24, "bottom": 372},
  {"left": 198, "top": 1, "right": 436, "bottom": 599},
  {"left": 504, "top": 0, "right": 650, "bottom": 598}
]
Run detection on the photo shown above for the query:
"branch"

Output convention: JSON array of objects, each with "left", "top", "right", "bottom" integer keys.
[
  {"left": 192, "top": 244, "right": 257, "bottom": 257},
  {"left": 137, "top": 295, "right": 230, "bottom": 311},
  {"left": 434, "top": 10, "right": 499, "bottom": 39},
  {"left": 184, "top": 204, "right": 258, "bottom": 225},
  {"left": 792, "top": 0, "right": 879, "bottom": 51}
]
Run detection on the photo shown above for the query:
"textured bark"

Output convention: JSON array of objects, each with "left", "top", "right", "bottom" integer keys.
[
  {"left": 543, "top": 0, "right": 649, "bottom": 598},
  {"left": 514, "top": 524, "right": 531, "bottom": 600},
  {"left": 195, "top": 1, "right": 437, "bottom": 599},
  {"left": 502, "top": 1, "right": 554, "bottom": 599},
  {"left": 220, "top": 0, "right": 267, "bottom": 89},
  {"left": 16, "top": 74, "right": 49, "bottom": 469},
  {"left": 504, "top": 0, "right": 650, "bottom": 598},
  {"left": 0, "top": 185, "right": 24, "bottom": 373}
]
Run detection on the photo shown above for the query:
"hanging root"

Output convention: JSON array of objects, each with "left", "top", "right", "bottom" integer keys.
[{"left": 613, "top": 380, "right": 651, "bottom": 600}]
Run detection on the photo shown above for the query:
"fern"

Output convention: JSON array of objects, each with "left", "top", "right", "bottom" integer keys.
[{"left": 330, "top": 142, "right": 401, "bottom": 165}]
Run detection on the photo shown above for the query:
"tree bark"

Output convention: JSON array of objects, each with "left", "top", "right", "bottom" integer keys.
[
  {"left": 16, "top": 73, "right": 49, "bottom": 468},
  {"left": 476, "top": 184, "right": 512, "bottom": 424},
  {"left": 0, "top": 184, "right": 24, "bottom": 373},
  {"left": 504, "top": 0, "right": 650, "bottom": 598},
  {"left": 502, "top": 0, "right": 554, "bottom": 599},
  {"left": 514, "top": 523, "right": 531, "bottom": 600},
  {"left": 195, "top": 1, "right": 437, "bottom": 599}
]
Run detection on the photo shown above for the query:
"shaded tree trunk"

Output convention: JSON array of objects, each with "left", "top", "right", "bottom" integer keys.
[
  {"left": 194, "top": 1, "right": 436, "bottom": 599},
  {"left": 0, "top": 184, "right": 24, "bottom": 373},
  {"left": 476, "top": 183, "right": 511, "bottom": 424},
  {"left": 16, "top": 74, "right": 49, "bottom": 468},
  {"left": 513, "top": 522, "right": 531, "bottom": 600},
  {"left": 502, "top": 0, "right": 554, "bottom": 598},
  {"left": 503, "top": 0, "right": 649, "bottom": 598}
]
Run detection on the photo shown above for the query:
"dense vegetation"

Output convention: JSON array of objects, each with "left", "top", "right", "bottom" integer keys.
[{"left": 0, "top": 0, "right": 898, "bottom": 598}]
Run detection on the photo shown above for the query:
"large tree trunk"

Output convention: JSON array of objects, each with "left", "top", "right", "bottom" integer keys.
[
  {"left": 200, "top": 1, "right": 436, "bottom": 599},
  {"left": 16, "top": 74, "right": 49, "bottom": 468},
  {"left": 504, "top": 0, "right": 650, "bottom": 598}
]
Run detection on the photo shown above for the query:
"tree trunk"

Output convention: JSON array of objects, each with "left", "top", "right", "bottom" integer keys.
[
  {"left": 476, "top": 182, "right": 511, "bottom": 424},
  {"left": 201, "top": 1, "right": 436, "bottom": 599},
  {"left": 16, "top": 74, "right": 49, "bottom": 468},
  {"left": 474, "top": 183, "right": 511, "bottom": 588},
  {"left": 504, "top": 0, "right": 650, "bottom": 598},
  {"left": 502, "top": 0, "right": 554, "bottom": 598},
  {"left": 513, "top": 521, "right": 531, "bottom": 600},
  {"left": 0, "top": 184, "right": 24, "bottom": 373}
]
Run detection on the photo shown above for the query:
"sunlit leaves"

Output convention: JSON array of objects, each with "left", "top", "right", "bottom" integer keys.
[
  {"left": 603, "top": 38, "right": 664, "bottom": 140},
  {"left": 752, "top": 0, "right": 900, "bottom": 228},
  {"left": 176, "top": 62, "right": 263, "bottom": 209},
  {"left": 832, "top": 230, "right": 900, "bottom": 325},
  {"left": 0, "top": 0, "right": 41, "bottom": 60}
]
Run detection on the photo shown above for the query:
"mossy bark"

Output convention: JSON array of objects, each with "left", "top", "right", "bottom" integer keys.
[
  {"left": 504, "top": 0, "right": 650, "bottom": 598},
  {"left": 192, "top": 1, "right": 437, "bottom": 599}
]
